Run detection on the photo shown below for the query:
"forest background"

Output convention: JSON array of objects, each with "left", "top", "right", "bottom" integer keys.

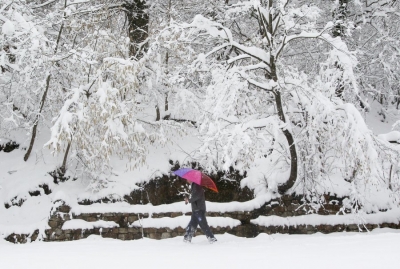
[{"left": 1, "top": 0, "right": 400, "bottom": 226}]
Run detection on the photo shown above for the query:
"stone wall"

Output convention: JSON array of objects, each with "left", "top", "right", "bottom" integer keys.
[
  {"left": 40, "top": 202, "right": 258, "bottom": 242},
  {"left": 5, "top": 196, "right": 400, "bottom": 244}
]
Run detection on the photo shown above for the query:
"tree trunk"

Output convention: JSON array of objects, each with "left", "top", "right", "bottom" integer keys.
[
  {"left": 332, "top": 0, "right": 349, "bottom": 38},
  {"left": 155, "top": 105, "right": 160, "bottom": 121},
  {"left": 274, "top": 89, "right": 298, "bottom": 195},
  {"left": 260, "top": 1, "right": 298, "bottom": 194},
  {"left": 164, "top": 94, "right": 168, "bottom": 112},
  {"left": 124, "top": 0, "right": 149, "bottom": 59},
  {"left": 24, "top": 74, "right": 51, "bottom": 161},
  {"left": 60, "top": 141, "right": 71, "bottom": 174},
  {"left": 333, "top": 0, "right": 349, "bottom": 100},
  {"left": 269, "top": 54, "right": 298, "bottom": 194},
  {"left": 164, "top": 48, "right": 169, "bottom": 113}
]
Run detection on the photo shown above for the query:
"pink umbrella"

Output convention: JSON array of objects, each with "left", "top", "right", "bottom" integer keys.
[{"left": 173, "top": 168, "right": 218, "bottom": 193}]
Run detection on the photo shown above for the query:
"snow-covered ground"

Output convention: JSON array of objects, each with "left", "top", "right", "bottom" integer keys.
[{"left": 1, "top": 229, "right": 399, "bottom": 269}]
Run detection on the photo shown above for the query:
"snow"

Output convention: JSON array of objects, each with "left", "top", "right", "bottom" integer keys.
[
  {"left": 252, "top": 208, "right": 400, "bottom": 227},
  {"left": 0, "top": 196, "right": 51, "bottom": 236},
  {"left": 62, "top": 219, "right": 119, "bottom": 230},
  {"left": 130, "top": 216, "right": 240, "bottom": 229},
  {"left": 377, "top": 131, "right": 400, "bottom": 143},
  {"left": 69, "top": 194, "right": 274, "bottom": 215},
  {"left": 1, "top": 230, "right": 400, "bottom": 269},
  {"left": 1, "top": 20, "right": 15, "bottom": 36}
]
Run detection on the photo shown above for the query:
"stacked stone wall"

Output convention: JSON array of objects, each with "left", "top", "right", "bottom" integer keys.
[{"left": 4, "top": 195, "right": 400, "bottom": 244}]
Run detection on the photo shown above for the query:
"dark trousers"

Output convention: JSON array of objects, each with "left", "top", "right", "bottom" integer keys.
[{"left": 184, "top": 210, "right": 215, "bottom": 239}]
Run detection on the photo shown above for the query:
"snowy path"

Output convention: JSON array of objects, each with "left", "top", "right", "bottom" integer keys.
[{"left": 1, "top": 228, "right": 399, "bottom": 269}]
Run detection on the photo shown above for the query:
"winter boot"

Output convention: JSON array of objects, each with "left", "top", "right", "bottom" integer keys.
[
  {"left": 207, "top": 236, "right": 217, "bottom": 244},
  {"left": 183, "top": 226, "right": 196, "bottom": 243},
  {"left": 183, "top": 234, "right": 192, "bottom": 243}
]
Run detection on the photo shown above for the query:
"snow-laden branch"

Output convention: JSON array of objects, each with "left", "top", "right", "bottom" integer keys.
[
  {"left": 242, "top": 75, "right": 277, "bottom": 91},
  {"left": 241, "top": 62, "right": 271, "bottom": 73},
  {"left": 241, "top": 116, "right": 276, "bottom": 131},
  {"left": 232, "top": 67, "right": 276, "bottom": 91},
  {"left": 227, "top": 54, "right": 251, "bottom": 64},
  {"left": 204, "top": 43, "right": 231, "bottom": 58},
  {"left": 182, "top": 14, "right": 272, "bottom": 65},
  {"left": 71, "top": 3, "right": 122, "bottom": 16},
  {"left": 31, "top": 0, "right": 59, "bottom": 9},
  {"left": 230, "top": 41, "right": 271, "bottom": 65},
  {"left": 45, "top": 87, "right": 83, "bottom": 151}
]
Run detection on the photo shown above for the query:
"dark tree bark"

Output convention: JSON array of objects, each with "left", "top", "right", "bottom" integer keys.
[
  {"left": 274, "top": 90, "right": 298, "bottom": 195},
  {"left": 164, "top": 94, "right": 168, "bottom": 112},
  {"left": 24, "top": 74, "right": 51, "bottom": 161},
  {"left": 269, "top": 59, "right": 298, "bottom": 195},
  {"left": 332, "top": 0, "right": 349, "bottom": 100},
  {"left": 123, "top": 0, "right": 149, "bottom": 59},
  {"left": 155, "top": 105, "right": 160, "bottom": 121},
  {"left": 60, "top": 141, "right": 71, "bottom": 174},
  {"left": 333, "top": 0, "right": 349, "bottom": 38}
]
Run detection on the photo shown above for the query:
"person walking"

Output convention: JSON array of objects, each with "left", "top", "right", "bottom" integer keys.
[{"left": 183, "top": 181, "right": 217, "bottom": 244}]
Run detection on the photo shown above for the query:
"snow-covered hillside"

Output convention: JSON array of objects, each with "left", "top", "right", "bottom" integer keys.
[{"left": 0, "top": 100, "right": 399, "bottom": 240}]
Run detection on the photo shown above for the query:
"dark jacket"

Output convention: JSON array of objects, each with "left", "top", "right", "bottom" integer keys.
[{"left": 189, "top": 183, "right": 206, "bottom": 211}]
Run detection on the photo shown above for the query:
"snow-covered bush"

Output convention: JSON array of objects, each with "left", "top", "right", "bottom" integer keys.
[{"left": 0, "top": 1, "right": 51, "bottom": 140}]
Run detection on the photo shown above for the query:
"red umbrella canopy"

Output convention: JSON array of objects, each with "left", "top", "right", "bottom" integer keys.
[{"left": 173, "top": 168, "right": 218, "bottom": 193}]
